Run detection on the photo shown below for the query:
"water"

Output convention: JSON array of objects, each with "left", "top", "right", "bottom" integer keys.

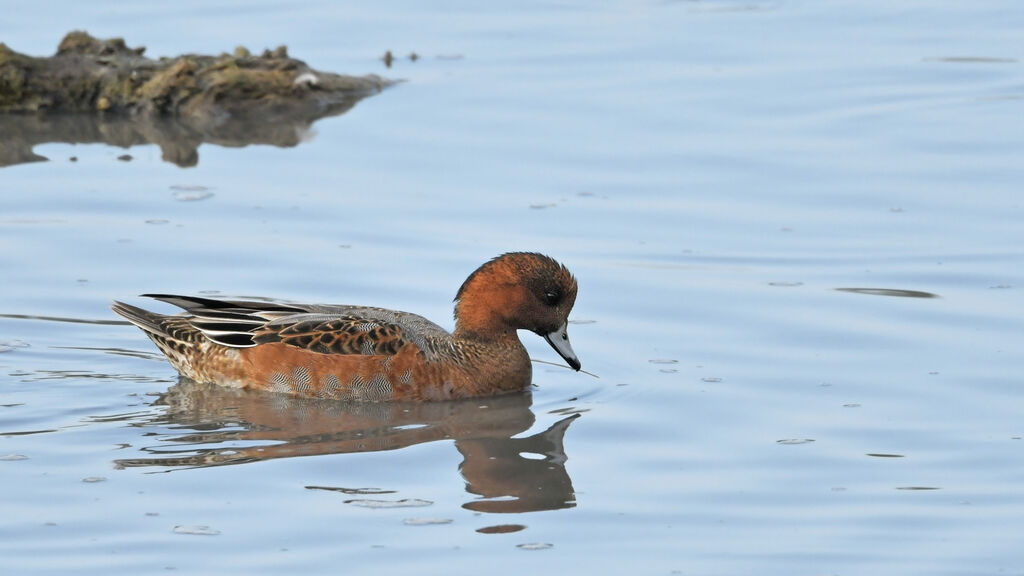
[{"left": 2, "top": 1, "right": 1024, "bottom": 574}]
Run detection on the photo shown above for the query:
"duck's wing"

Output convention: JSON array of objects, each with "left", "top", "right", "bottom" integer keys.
[{"left": 142, "top": 294, "right": 450, "bottom": 357}]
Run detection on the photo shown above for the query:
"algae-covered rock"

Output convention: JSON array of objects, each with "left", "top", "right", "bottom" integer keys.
[{"left": 0, "top": 31, "right": 391, "bottom": 117}]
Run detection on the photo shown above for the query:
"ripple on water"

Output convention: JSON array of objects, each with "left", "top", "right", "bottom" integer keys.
[
  {"left": 345, "top": 498, "right": 433, "bottom": 509},
  {"left": 0, "top": 340, "right": 30, "bottom": 353},
  {"left": 835, "top": 287, "right": 939, "bottom": 299},
  {"left": 402, "top": 518, "right": 453, "bottom": 526},
  {"left": 477, "top": 524, "right": 526, "bottom": 534},
  {"left": 516, "top": 543, "right": 553, "bottom": 551},
  {"left": 173, "top": 525, "right": 221, "bottom": 536},
  {"left": 305, "top": 486, "right": 396, "bottom": 495},
  {"left": 170, "top": 185, "right": 215, "bottom": 202},
  {"left": 649, "top": 358, "right": 679, "bottom": 373}
]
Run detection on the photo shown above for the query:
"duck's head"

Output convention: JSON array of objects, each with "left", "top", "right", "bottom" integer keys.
[{"left": 454, "top": 252, "right": 580, "bottom": 371}]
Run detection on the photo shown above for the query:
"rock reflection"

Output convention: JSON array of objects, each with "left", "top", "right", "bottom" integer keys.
[
  {"left": 115, "top": 378, "right": 579, "bottom": 513},
  {"left": 0, "top": 100, "right": 371, "bottom": 168}
]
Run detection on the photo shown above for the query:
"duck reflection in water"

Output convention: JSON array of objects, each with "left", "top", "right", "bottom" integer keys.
[{"left": 116, "top": 378, "right": 580, "bottom": 513}]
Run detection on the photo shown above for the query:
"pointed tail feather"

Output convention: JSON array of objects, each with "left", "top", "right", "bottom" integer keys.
[
  {"left": 111, "top": 300, "right": 167, "bottom": 335},
  {"left": 114, "top": 296, "right": 263, "bottom": 348},
  {"left": 112, "top": 300, "right": 206, "bottom": 379}
]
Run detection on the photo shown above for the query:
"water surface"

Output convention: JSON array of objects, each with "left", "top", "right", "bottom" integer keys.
[{"left": 2, "top": 1, "right": 1024, "bottom": 575}]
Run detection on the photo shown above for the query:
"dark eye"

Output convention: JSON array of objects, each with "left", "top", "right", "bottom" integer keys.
[{"left": 543, "top": 290, "right": 561, "bottom": 306}]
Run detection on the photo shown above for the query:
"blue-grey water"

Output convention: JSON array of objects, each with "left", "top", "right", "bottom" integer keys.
[{"left": 2, "top": 1, "right": 1024, "bottom": 574}]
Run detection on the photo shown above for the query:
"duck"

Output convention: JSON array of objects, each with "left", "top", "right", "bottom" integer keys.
[{"left": 111, "top": 252, "right": 580, "bottom": 401}]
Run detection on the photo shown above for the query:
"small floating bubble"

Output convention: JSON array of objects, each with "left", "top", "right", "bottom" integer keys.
[
  {"left": 1, "top": 454, "right": 29, "bottom": 461},
  {"left": 701, "top": 377, "right": 722, "bottom": 383},
  {"left": 529, "top": 203, "right": 557, "bottom": 210},
  {"left": 896, "top": 486, "right": 941, "bottom": 491},
  {"left": 402, "top": 518, "right": 453, "bottom": 526},
  {"left": 989, "top": 284, "right": 1013, "bottom": 290},
  {"left": 173, "top": 525, "right": 221, "bottom": 535},
  {"left": 843, "top": 403, "right": 861, "bottom": 408},
  {"left": 649, "top": 359, "right": 678, "bottom": 365},
  {"left": 517, "top": 542, "right": 553, "bottom": 551},
  {"left": 776, "top": 439, "right": 815, "bottom": 445},
  {"left": 659, "top": 368, "right": 678, "bottom": 373},
  {"left": 768, "top": 281, "right": 803, "bottom": 287},
  {"left": 82, "top": 476, "right": 107, "bottom": 483},
  {"left": 145, "top": 219, "right": 170, "bottom": 225}
]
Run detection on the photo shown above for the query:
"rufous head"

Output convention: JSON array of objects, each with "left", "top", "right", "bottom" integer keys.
[{"left": 454, "top": 252, "right": 580, "bottom": 370}]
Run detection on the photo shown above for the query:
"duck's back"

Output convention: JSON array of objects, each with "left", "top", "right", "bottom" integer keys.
[{"left": 112, "top": 296, "right": 485, "bottom": 401}]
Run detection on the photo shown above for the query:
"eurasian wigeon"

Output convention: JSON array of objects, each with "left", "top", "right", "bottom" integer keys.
[{"left": 111, "top": 252, "right": 580, "bottom": 401}]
